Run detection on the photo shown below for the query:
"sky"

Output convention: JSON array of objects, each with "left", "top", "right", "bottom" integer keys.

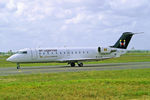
[{"left": 0, "top": 0, "right": 150, "bottom": 52}]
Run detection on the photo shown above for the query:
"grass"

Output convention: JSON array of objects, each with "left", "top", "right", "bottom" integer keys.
[
  {"left": 0, "top": 52, "right": 150, "bottom": 99},
  {"left": 0, "top": 69, "right": 150, "bottom": 99},
  {"left": 0, "top": 53, "right": 150, "bottom": 68}
]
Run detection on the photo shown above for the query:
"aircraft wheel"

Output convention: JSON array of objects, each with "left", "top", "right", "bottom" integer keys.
[
  {"left": 17, "top": 63, "right": 20, "bottom": 69},
  {"left": 78, "top": 63, "right": 83, "bottom": 67},
  {"left": 71, "top": 63, "right": 75, "bottom": 67},
  {"left": 17, "top": 66, "right": 20, "bottom": 69}
]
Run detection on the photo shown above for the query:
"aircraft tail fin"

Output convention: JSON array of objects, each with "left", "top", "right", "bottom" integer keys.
[{"left": 110, "top": 32, "right": 135, "bottom": 49}]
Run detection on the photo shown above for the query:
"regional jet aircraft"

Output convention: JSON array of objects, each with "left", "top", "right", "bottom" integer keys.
[{"left": 7, "top": 32, "right": 136, "bottom": 69}]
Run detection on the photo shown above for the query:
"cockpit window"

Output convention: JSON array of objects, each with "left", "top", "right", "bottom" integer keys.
[
  {"left": 22, "top": 51, "right": 27, "bottom": 54},
  {"left": 17, "top": 51, "right": 27, "bottom": 54}
]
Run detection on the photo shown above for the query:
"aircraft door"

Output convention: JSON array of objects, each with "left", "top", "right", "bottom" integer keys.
[
  {"left": 31, "top": 49, "right": 38, "bottom": 60},
  {"left": 66, "top": 48, "right": 70, "bottom": 58}
]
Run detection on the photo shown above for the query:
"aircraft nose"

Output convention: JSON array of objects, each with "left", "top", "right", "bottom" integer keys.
[
  {"left": 7, "top": 55, "right": 17, "bottom": 62},
  {"left": 7, "top": 56, "right": 14, "bottom": 62}
]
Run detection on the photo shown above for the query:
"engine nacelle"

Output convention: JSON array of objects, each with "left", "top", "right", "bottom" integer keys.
[{"left": 98, "top": 47, "right": 116, "bottom": 54}]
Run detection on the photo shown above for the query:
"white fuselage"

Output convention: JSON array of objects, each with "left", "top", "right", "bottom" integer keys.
[{"left": 7, "top": 47, "right": 126, "bottom": 63}]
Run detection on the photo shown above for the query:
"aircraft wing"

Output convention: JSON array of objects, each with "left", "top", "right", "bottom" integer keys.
[{"left": 59, "top": 57, "right": 110, "bottom": 62}]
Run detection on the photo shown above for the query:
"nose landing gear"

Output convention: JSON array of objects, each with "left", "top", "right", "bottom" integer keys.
[{"left": 17, "top": 63, "right": 20, "bottom": 69}]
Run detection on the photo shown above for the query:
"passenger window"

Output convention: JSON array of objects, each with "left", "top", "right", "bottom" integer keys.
[{"left": 60, "top": 52, "right": 62, "bottom": 54}]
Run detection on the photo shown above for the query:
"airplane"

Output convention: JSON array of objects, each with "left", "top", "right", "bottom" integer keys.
[{"left": 7, "top": 32, "right": 137, "bottom": 69}]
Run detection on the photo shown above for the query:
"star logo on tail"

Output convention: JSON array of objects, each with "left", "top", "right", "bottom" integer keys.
[{"left": 120, "top": 40, "right": 126, "bottom": 47}]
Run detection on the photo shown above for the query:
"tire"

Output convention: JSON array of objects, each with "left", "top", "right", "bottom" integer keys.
[
  {"left": 78, "top": 63, "right": 83, "bottom": 67},
  {"left": 17, "top": 63, "right": 20, "bottom": 69},
  {"left": 71, "top": 63, "right": 75, "bottom": 67},
  {"left": 17, "top": 66, "right": 20, "bottom": 69}
]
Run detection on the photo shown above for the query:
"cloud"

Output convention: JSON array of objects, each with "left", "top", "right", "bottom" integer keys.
[
  {"left": 0, "top": 0, "right": 150, "bottom": 51},
  {"left": 109, "top": 0, "right": 150, "bottom": 16},
  {"left": 65, "top": 13, "right": 85, "bottom": 24},
  {"left": 109, "top": 0, "right": 149, "bottom": 10}
]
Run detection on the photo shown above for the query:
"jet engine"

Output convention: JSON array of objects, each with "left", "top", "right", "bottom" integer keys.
[{"left": 98, "top": 47, "right": 116, "bottom": 54}]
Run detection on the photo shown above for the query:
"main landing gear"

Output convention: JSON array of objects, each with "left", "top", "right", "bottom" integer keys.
[
  {"left": 17, "top": 63, "right": 20, "bottom": 69},
  {"left": 69, "top": 62, "right": 83, "bottom": 67},
  {"left": 78, "top": 63, "right": 83, "bottom": 67},
  {"left": 70, "top": 62, "right": 75, "bottom": 67}
]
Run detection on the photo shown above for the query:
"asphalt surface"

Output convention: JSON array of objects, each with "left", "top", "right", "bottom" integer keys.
[{"left": 0, "top": 62, "right": 150, "bottom": 76}]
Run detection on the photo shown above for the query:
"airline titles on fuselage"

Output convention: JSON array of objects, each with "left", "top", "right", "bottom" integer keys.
[{"left": 39, "top": 49, "right": 58, "bottom": 58}]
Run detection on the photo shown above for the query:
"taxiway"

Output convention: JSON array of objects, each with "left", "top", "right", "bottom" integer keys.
[{"left": 0, "top": 62, "right": 150, "bottom": 76}]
